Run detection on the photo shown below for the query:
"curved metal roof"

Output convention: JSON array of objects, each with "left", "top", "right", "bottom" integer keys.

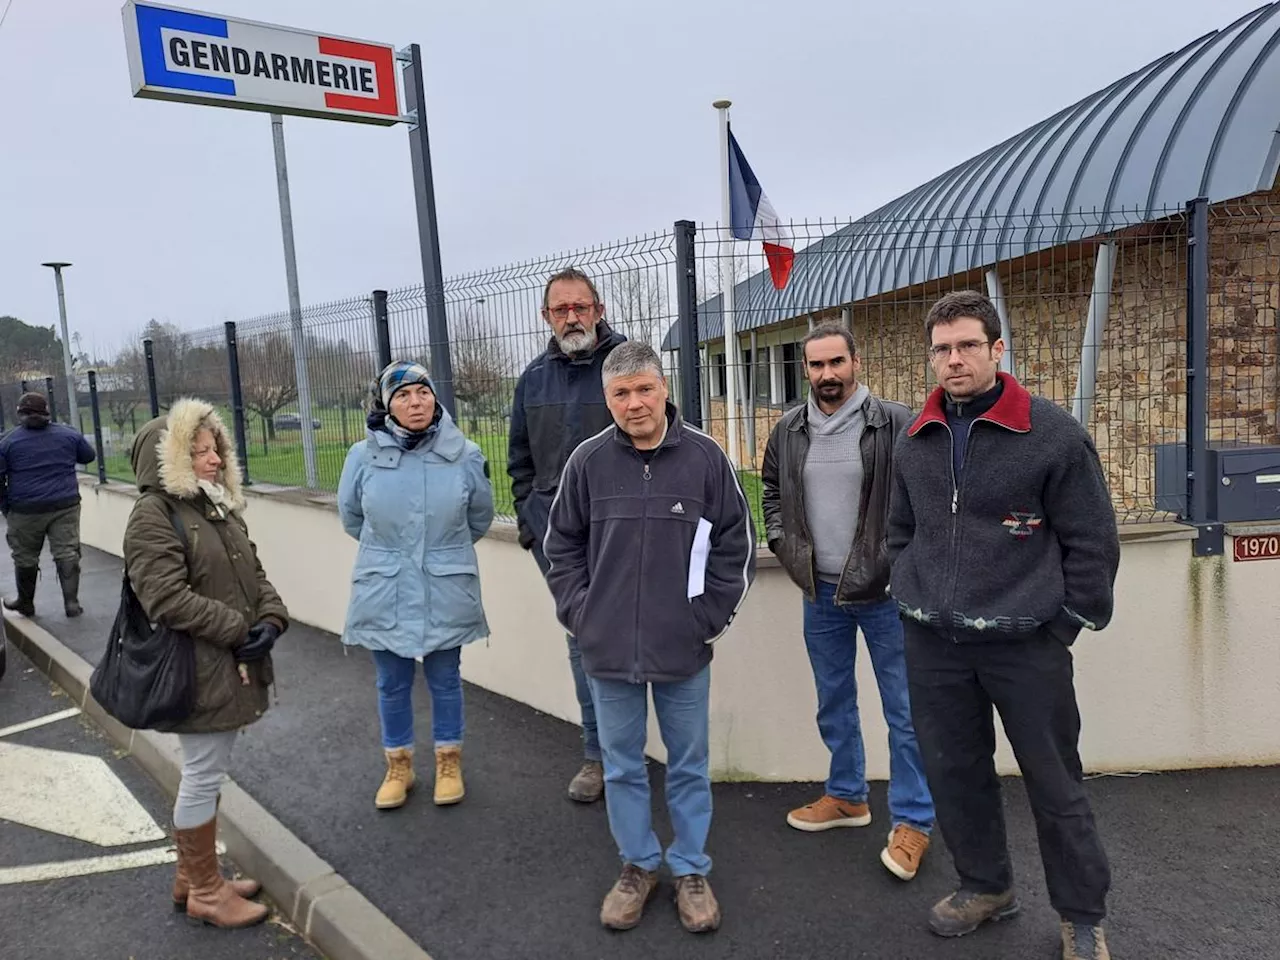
[{"left": 669, "top": 3, "right": 1280, "bottom": 348}]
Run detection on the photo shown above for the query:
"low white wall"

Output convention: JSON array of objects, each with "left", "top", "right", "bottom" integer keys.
[{"left": 77, "top": 477, "right": 1280, "bottom": 780}]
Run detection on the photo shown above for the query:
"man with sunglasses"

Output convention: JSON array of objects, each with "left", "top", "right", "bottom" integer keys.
[
  {"left": 888, "top": 290, "right": 1120, "bottom": 960},
  {"left": 509, "top": 267, "right": 626, "bottom": 804}
]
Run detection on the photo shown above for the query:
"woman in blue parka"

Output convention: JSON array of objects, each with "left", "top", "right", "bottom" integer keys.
[{"left": 338, "top": 361, "right": 494, "bottom": 809}]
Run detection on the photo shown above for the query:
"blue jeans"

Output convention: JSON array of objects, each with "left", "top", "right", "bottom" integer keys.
[
  {"left": 567, "top": 634, "right": 602, "bottom": 762},
  {"left": 372, "top": 647, "right": 464, "bottom": 749},
  {"left": 802, "top": 586, "right": 934, "bottom": 832},
  {"left": 588, "top": 666, "right": 712, "bottom": 877}
]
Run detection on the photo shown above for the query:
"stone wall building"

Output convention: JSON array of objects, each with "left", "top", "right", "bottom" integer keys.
[{"left": 670, "top": 6, "right": 1280, "bottom": 525}]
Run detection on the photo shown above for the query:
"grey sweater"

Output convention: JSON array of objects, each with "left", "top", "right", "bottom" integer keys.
[{"left": 803, "top": 384, "right": 870, "bottom": 581}]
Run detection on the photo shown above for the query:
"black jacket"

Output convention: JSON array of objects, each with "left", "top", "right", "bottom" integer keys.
[
  {"left": 762, "top": 393, "right": 913, "bottom": 603},
  {"left": 507, "top": 322, "right": 626, "bottom": 571},
  {"left": 887, "top": 373, "right": 1120, "bottom": 644},
  {"left": 543, "top": 405, "right": 757, "bottom": 683}
]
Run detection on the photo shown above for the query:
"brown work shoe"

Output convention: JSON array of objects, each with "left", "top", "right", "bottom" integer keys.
[
  {"left": 881, "top": 825, "right": 930, "bottom": 881},
  {"left": 568, "top": 761, "right": 604, "bottom": 803},
  {"left": 434, "top": 746, "right": 465, "bottom": 805},
  {"left": 599, "top": 864, "right": 659, "bottom": 930},
  {"left": 1062, "top": 921, "right": 1111, "bottom": 959},
  {"left": 786, "top": 794, "right": 872, "bottom": 832},
  {"left": 929, "top": 888, "right": 1020, "bottom": 938},
  {"left": 674, "top": 874, "right": 721, "bottom": 933}
]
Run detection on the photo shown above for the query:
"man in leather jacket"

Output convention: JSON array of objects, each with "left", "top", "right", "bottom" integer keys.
[{"left": 762, "top": 324, "right": 934, "bottom": 882}]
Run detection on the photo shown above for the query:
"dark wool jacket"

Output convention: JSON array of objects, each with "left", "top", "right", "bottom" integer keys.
[
  {"left": 507, "top": 321, "right": 627, "bottom": 571},
  {"left": 762, "top": 392, "right": 913, "bottom": 603},
  {"left": 0, "top": 417, "right": 96, "bottom": 514},
  {"left": 887, "top": 373, "right": 1119, "bottom": 645},
  {"left": 543, "top": 405, "right": 756, "bottom": 683}
]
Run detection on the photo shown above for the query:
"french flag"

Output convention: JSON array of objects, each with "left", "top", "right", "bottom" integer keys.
[{"left": 727, "top": 126, "right": 795, "bottom": 290}]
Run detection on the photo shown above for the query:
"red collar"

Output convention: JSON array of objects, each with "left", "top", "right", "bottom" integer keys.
[{"left": 908, "top": 372, "right": 1032, "bottom": 437}]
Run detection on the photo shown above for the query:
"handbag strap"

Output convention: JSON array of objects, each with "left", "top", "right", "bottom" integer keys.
[{"left": 123, "top": 496, "right": 189, "bottom": 592}]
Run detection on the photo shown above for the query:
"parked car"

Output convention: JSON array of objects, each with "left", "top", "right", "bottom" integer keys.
[{"left": 273, "top": 413, "right": 322, "bottom": 431}]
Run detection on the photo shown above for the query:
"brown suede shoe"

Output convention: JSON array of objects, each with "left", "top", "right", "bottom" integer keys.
[
  {"left": 674, "top": 874, "right": 721, "bottom": 933},
  {"left": 568, "top": 761, "right": 604, "bottom": 803},
  {"left": 786, "top": 794, "right": 872, "bottom": 832},
  {"left": 600, "top": 864, "right": 659, "bottom": 930},
  {"left": 1062, "top": 921, "right": 1111, "bottom": 959},
  {"left": 929, "top": 888, "right": 1020, "bottom": 938},
  {"left": 880, "top": 825, "right": 930, "bottom": 881}
]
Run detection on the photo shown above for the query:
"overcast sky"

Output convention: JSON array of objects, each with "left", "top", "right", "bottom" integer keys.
[{"left": 0, "top": 0, "right": 1260, "bottom": 357}]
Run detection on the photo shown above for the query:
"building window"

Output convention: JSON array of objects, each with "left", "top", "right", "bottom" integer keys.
[
  {"left": 754, "top": 347, "right": 772, "bottom": 404},
  {"left": 782, "top": 342, "right": 805, "bottom": 405},
  {"left": 711, "top": 352, "right": 727, "bottom": 398}
]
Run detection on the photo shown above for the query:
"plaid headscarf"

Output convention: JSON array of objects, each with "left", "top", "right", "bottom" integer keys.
[{"left": 372, "top": 361, "right": 440, "bottom": 450}]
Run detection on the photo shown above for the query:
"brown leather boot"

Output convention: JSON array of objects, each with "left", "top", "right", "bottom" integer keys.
[
  {"left": 174, "top": 817, "right": 268, "bottom": 928},
  {"left": 171, "top": 837, "right": 261, "bottom": 909}
]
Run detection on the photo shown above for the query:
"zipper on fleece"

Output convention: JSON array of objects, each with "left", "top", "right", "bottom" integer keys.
[{"left": 632, "top": 447, "right": 663, "bottom": 682}]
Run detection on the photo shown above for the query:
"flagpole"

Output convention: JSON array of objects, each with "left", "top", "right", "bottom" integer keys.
[{"left": 714, "top": 98, "right": 741, "bottom": 469}]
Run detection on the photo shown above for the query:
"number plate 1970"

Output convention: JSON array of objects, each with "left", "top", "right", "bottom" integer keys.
[{"left": 1233, "top": 533, "right": 1280, "bottom": 562}]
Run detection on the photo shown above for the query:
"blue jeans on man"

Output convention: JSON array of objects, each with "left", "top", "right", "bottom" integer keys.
[
  {"left": 802, "top": 585, "right": 934, "bottom": 832},
  {"left": 588, "top": 666, "right": 712, "bottom": 877},
  {"left": 567, "top": 634, "right": 602, "bottom": 762}
]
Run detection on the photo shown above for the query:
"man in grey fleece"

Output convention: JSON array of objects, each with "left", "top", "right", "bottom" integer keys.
[{"left": 762, "top": 324, "right": 933, "bottom": 882}]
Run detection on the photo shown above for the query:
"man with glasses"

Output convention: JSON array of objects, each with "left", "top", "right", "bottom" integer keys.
[
  {"left": 761, "top": 323, "right": 934, "bottom": 882},
  {"left": 888, "top": 290, "right": 1119, "bottom": 960},
  {"left": 509, "top": 267, "right": 626, "bottom": 803}
]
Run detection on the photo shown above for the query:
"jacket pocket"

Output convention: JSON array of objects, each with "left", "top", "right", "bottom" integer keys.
[
  {"left": 424, "top": 545, "right": 485, "bottom": 631},
  {"left": 349, "top": 548, "right": 400, "bottom": 632},
  {"left": 193, "top": 645, "right": 235, "bottom": 716}
]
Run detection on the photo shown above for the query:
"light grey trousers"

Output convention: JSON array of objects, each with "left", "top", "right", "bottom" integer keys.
[{"left": 174, "top": 731, "right": 237, "bottom": 829}]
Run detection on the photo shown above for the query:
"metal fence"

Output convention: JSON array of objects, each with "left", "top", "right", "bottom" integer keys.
[{"left": 6, "top": 199, "right": 1268, "bottom": 533}]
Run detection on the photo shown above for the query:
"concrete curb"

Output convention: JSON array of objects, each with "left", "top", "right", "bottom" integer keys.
[{"left": 3, "top": 611, "right": 432, "bottom": 960}]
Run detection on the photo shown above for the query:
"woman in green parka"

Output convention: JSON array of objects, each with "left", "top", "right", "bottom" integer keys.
[{"left": 122, "top": 397, "right": 288, "bottom": 929}]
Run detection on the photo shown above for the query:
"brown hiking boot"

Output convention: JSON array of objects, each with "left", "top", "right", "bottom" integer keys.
[
  {"left": 881, "top": 825, "right": 930, "bottom": 881},
  {"left": 786, "top": 794, "right": 872, "bottom": 832},
  {"left": 1062, "top": 922, "right": 1111, "bottom": 959},
  {"left": 600, "top": 864, "right": 659, "bottom": 930},
  {"left": 375, "top": 747, "right": 416, "bottom": 809},
  {"left": 568, "top": 760, "right": 604, "bottom": 803},
  {"left": 929, "top": 888, "right": 1020, "bottom": 938},
  {"left": 174, "top": 817, "right": 268, "bottom": 928},
  {"left": 674, "top": 874, "right": 721, "bottom": 933},
  {"left": 434, "top": 746, "right": 465, "bottom": 805}
]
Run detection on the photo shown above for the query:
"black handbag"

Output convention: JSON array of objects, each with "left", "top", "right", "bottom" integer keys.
[{"left": 90, "top": 500, "right": 197, "bottom": 731}]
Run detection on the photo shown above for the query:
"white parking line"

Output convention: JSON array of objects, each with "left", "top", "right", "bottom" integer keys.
[
  {"left": 0, "top": 707, "right": 82, "bottom": 740},
  {"left": 0, "top": 846, "right": 177, "bottom": 885}
]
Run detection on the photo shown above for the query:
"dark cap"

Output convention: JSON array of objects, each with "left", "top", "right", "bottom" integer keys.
[{"left": 17, "top": 392, "right": 49, "bottom": 416}]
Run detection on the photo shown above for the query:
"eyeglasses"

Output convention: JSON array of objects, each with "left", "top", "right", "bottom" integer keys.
[
  {"left": 929, "top": 339, "right": 991, "bottom": 361},
  {"left": 547, "top": 302, "right": 598, "bottom": 321}
]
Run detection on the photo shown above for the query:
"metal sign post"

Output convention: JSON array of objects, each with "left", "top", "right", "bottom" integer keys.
[{"left": 400, "top": 43, "right": 455, "bottom": 416}]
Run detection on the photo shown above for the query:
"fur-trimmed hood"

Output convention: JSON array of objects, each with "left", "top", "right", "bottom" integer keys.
[{"left": 130, "top": 398, "right": 245, "bottom": 512}]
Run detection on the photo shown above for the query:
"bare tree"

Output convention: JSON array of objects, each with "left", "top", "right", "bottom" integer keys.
[
  {"left": 606, "top": 267, "right": 668, "bottom": 349},
  {"left": 238, "top": 333, "right": 299, "bottom": 441},
  {"left": 101, "top": 344, "right": 148, "bottom": 435},
  {"left": 450, "top": 302, "right": 514, "bottom": 434}
]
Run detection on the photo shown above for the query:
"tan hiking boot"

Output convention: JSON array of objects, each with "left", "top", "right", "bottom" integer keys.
[
  {"left": 786, "top": 794, "right": 872, "bottom": 832},
  {"left": 881, "top": 824, "right": 930, "bottom": 881},
  {"left": 434, "top": 745, "right": 465, "bottom": 805},
  {"left": 375, "top": 747, "right": 415, "bottom": 809},
  {"left": 1062, "top": 922, "right": 1111, "bottom": 959},
  {"left": 599, "top": 864, "right": 659, "bottom": 930},
  {"left": 568, "top": 760, "right": 604, "bottom": 803},
  {"left": 929, "top": 888, "right": 1020, "bottom": 938},
  {"left": 674, "top": 874, "right": 721, "bottom": 933}
]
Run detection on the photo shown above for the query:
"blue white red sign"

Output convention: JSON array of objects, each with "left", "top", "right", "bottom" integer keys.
[{"left": 122, "top": 2, "right": 402, "bottom": 125}]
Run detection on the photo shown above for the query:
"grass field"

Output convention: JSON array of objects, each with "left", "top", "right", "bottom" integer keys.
[{"left": 91, "top": 407, "right": 770, "bottom": 538}]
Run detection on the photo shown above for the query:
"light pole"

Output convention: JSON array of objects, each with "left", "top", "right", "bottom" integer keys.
[{"left": 41, "top": 261, "right": 78, "bottom": 430}]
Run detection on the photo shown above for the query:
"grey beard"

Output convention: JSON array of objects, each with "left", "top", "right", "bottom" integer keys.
[{"left": 557, "top": 327, "right": 598, "bottom": 355}]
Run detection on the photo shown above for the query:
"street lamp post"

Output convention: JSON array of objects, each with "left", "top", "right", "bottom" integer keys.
[{"left": 40, "top": 261, "right": 78, "bottom": 431}]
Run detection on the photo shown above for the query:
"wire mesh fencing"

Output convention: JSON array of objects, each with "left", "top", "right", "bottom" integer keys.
[{"left": 28, "top": 198, "right": 1274, "bottom": 531}]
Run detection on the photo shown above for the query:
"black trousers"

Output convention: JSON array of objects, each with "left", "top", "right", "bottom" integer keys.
[{"left": 903, "top": 621, "right": 1110, "bottom": 924}]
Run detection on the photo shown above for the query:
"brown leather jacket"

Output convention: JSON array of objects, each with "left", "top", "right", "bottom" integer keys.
[{"left": 762, "top": 393, "right": 913, "bottom": 603}]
